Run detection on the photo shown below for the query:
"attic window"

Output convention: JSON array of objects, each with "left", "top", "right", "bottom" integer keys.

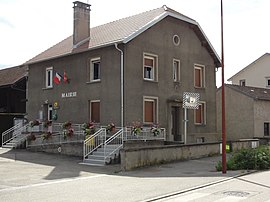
[{"left": 173, "top": 35, "right": 180, "bottom": 46}]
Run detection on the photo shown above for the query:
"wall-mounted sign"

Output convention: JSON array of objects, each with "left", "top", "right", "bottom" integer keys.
[
  {"left": 53, "top": 102, "right": 60, "bottom": 109},
  {"left": 62, "top": 92, "right": 77, "bottom": 98}
]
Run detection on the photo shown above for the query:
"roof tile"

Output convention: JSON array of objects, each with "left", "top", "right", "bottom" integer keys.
[{"left": 0, "top": 66, "right": 27, "bottom": 87}]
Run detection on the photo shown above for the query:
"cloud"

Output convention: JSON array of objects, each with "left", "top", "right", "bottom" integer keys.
[{"left": 0, "top": 17, "right": 14, "bottom": 28}]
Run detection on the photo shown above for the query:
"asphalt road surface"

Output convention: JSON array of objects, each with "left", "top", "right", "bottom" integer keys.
[{"left": 0, "top": 148, "right": 269, "bottom": 202}]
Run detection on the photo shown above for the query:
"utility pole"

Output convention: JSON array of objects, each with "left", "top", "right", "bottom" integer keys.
[{"left": 221, "top": 0, "right": 227, "bottom": 174}]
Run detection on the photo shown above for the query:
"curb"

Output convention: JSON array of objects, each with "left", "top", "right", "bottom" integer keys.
[{"left": 143, "top": 170, "right": 257, "bottom": 202}]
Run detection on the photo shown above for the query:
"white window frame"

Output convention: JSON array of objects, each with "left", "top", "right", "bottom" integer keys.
[
  {"left": 194, "top": 64, "right": 205, "bottom": 88},
  {"left": 45, "top": 67, "right": 53, "bottom": 88},
  {"left": 143, "top": 96, "right": 158, "bottom": 124},
  {"left": 173, "top": 59, "right": 180, "bottom": 82},
  {"left": 90, "top": 57, "right": 101, "bottom": 82},
  {"left": 194, "top": 101, "right": 206, "bottom": 125},
  {"left": 143, "top": 53, "right": 158, "bottom": 81},
  {"left": 89, "top": 100, "right": 100, "bottom": 123}
]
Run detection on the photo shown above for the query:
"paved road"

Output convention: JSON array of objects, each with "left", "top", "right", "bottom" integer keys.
[
  {"left": 1, "top": 148, "right": 268, "bottom": 202},
  {"left": 151, "top": 171, "right": 270, "bottom": 202}
]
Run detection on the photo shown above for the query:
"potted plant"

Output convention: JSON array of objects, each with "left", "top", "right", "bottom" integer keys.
[
  {"left": 132, "top": 121, "right": 142, "bottom": 136},
  {"left": 29, "top": 120, "right": 40, "bottom": 127},
  {"left": 106, "top": 123, "right": 116, "bottom": 133},
  {"left": 27, "top": 133, "right": 36, "bottom": 141},
  {"left": 62, "top": 121, "right": 74, "bottom": 139},
  {"left": 151, "top": 124, "right": 161, "bottom": 136},
  {"left": 43, "top": 120, "right": 52, "bottom": 128},
  {"left": 62, "top": 121, "right": 72, "bottom": 129},
  {"left": 42, "top": 132, "right": 52, "bottom": 140},
  {"left": 82, "top": 121, "right": 96, "bottom": 137}
]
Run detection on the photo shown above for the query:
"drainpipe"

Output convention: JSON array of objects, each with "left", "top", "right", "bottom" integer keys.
[{"left": 114, "top": 43, "right": 124, "bottom": 127}]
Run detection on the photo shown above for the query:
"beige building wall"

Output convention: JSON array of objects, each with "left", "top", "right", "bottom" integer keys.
[
  {"left": 229, "top": 54, "right": 270, "bottom": 88},
  {"left": 254, "top": 100, "right": 270, "bottom": 137},
  {"left": 217, "top": 86, "right": 254, "bottom": 141}
]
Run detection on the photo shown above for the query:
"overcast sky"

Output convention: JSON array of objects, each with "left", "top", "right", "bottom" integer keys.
[{"left": 0, "top": 0, "right": 269, "bottom": 85}]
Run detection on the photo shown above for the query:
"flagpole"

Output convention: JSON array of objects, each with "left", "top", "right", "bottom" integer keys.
[{"left": 221, "top": 0, "right": 227, "bottom": 174}]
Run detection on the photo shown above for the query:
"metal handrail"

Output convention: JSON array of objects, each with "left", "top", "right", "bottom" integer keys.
[
  {"left": 2, "top": 123, "right": 31, "bottom": 146},
  {"left": 104, "top": 128, "right": 124, "bottom": 161},
  {"left": 124, "top": 127, "right": 166, "bottom": 140},
  {"left": 83, "top": 128, "right": 106, "bottom": 160},
  {"left": 2, "top": 123, "right": 21, "bottom": 145},
  {"left": 2, "top": 122, "right": 21, "bottom": 136}
]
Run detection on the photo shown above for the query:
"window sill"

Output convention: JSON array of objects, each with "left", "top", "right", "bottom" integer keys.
[
  {"left": 143, "top": 79, "right": 158, "bottom": 83},
  {"left": 86, "top": 80, "right": 101, "bottom": 84},
  {"left": 194, "top": 86, "right": 205, "bottom": 89},
  {"left": 42, "top": 87, "right": 53, "bottom": 90},
  {"left": 194, "top": 123, "right": 206, "bottom": 126}
]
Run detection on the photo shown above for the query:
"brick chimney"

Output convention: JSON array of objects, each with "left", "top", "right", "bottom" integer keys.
[{"left": 73, "top": 1, "right": 91, "bottom": 48}]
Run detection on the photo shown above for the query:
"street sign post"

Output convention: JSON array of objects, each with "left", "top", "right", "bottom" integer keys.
[{"left": 183, "top": 92, "right": 200, "bottom": 144}]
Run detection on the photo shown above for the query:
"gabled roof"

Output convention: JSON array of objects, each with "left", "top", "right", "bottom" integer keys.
[
  {"left": 25, "top": 6, "right": 221, "bottom": 66},
  {"left": 226, "top": 84, "right": 270, "bottom": 101},
  {"left": 228, "top": 53, "right": 270, "bottom": 81},
  {"left": 0, "top": 66, "right": 27, "bottom": 87}
]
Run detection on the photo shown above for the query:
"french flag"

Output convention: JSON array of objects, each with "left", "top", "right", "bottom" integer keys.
[{"left": 53, "top": 72, "right": 62, "bottom": 84}]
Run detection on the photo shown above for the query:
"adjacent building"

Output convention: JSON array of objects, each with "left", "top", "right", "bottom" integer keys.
[
  {"left": 228, "top": 53, "right": 270, "bottom": 88},
  {"left": 217, "top": 84, "right": 270, "bottom": 142},
  {"left": 24, "top": 2, "right": 221, "bottom": 143},
  {"left": 0, "top": 65, "right": 27, "bottom": 145}
]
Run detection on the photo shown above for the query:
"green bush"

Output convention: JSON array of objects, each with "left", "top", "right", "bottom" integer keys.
[{"left": 216, "top": 146, "right": 270, "bottom": 171}]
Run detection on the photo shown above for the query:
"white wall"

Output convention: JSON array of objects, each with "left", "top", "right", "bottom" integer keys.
[{"left": 230, "top": 55, "right": 270, "bottom": 88}]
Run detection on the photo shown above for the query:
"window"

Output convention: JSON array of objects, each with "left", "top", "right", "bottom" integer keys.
[
  {"left": 266, "top": 77, "right": 270, "bottom": 87},
  {"left": 173, "top": 35, "right": 180, "bottom": 46},
  {"left": 143, "top": 53, "right": 158, "bottom": 81},
  {"left": 173, "top": 59, "right": 180, "bottom": 82},
  {"left": 194, "top": 102, "right": 206, "bottom": 125},
  {"left": 48, "top": 104, "right": 53, "bottom": 121},
  {"left": 143, "top": 97, "right": 158, "bottom": 123},
  {"left": 90, "top": 100, "right": 100, "bottom": 123},
  {"left": 194, "top": 65, "right": 205, "bottom": 88},
  {"left": 239, "top": 79, "right": 246, "bottom": 86},
  {"left": 90, "top": 58, "right": 101, "bottom": 82},
  {"left": 46, "top": 67, "right": 53, "bottom": 88},
  {"left": 264, "top": 122, "right": 270, "bottom": 136}
]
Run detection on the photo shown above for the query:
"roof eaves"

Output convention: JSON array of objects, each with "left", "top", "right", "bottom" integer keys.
[
  {"left": 196, "top": 23, "right": 221, "bottom": 66},
  {"left": 123, "top": 12, "right": 168, "bottom": 44},
  {"left": 123, "top": 11, "right": 199, "bottom": 44},
  {"left": 24, "top": 39, "right": 123, "bottom": 65}
]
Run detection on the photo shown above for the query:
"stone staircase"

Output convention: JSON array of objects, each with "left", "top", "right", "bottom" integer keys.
[{"left": 83, "top": 144, "right": 122, "bottom": 166}]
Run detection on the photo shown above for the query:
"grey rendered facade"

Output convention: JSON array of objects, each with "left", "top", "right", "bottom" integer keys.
[
  {"left": 217, "top": 84, "right": 270, "bottom": 141},
  {"left": 26, "top": 3, "right": 220, "bottom": 143}
]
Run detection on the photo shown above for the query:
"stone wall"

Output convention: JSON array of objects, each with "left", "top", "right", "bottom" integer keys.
[
  {"left": 27, "top": 133, "right": 83, "bottom": 157},
  {"left": 120, "top": 139, "right": 260, "bottom": 171}
]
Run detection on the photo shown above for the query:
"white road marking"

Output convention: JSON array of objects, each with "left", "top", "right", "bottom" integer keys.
[
  {"left": 0, "top": 174, "right": 105, "bottom": 193},
  {"left": 159, "top": 193, "right": 211, "bottom": 201}
]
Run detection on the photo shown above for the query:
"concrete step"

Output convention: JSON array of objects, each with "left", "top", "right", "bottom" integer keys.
[
  {"left": 87, "top": 155, "right": 105, "bottom": 161},
  {"left": 83, "top": 158, "right": 105, "bottom": 166},
  {"left": 2, "top": 144, "right": 15, "bottom": 148}
]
